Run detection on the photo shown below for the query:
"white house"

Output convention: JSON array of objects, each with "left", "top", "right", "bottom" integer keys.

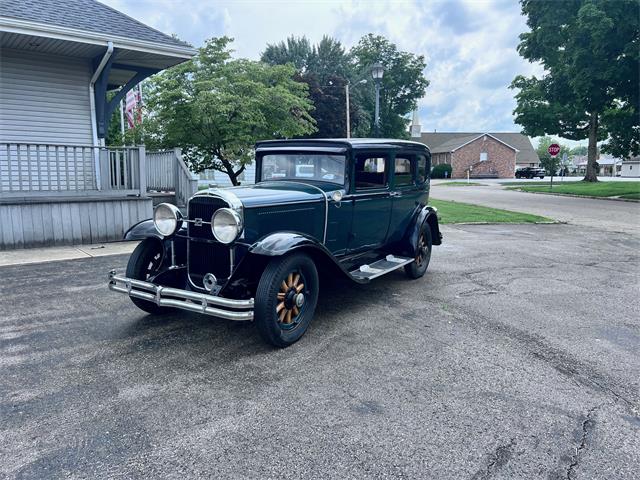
[
  {"left": 621, "top": 157, "right": 640, "bottom": 178},
  {"left": 0, "top": 0, "right": 195, "bottom": 248}
]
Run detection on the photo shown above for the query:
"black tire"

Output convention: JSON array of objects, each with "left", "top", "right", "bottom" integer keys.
[
  {"left": 254, "top": 253, "right": 319, "bottom": 347},
  {"left": 539, "top": 176, "right": 544, "bottom": 179},
  {"left": 404, "top": 224, "right": 432, "bottom": 279},
  {"left": 126, "top": 238, "right": 168, "bottom": 315}
]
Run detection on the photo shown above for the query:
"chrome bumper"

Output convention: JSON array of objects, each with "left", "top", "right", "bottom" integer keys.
[{"left": 108, "top": 270, "right": 254, "bottom": 321}]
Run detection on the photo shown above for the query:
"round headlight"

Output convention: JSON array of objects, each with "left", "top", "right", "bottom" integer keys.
[
  {"left": 153, "top": 203, "right": 182, "bottom": 236},
  {"left": 211, "top": 208, "right": 242, "bottom": 244}
]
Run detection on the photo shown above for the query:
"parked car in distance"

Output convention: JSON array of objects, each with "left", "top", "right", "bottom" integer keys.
[
  {"left": 515, "top": 166, "right": 545, "bottom": 179},
  {"left": 109, "top": 139, "right": 442, "bottom": 347}
]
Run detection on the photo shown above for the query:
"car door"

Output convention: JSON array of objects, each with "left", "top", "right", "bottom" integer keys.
[
  {"left": 347, "top": 150, "right": 392, "bottom": 253},
  {"left": 387, "top": 152, "right": 422, "bottom": 243}
]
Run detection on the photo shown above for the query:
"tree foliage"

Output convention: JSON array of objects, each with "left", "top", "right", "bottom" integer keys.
[
  {"left": 350, "top": 34, "right": 429, "bottom": 138},
  {"left": 262, "top": 35, "right": 362, "bottom": 138},
  {"left": 511, "top": 0, "right": 639, "bottom": 181},
  {"left": 263, "top": 34, "right": 429, "bottom": 139},
  {"left": 144, "top": 37, "right": 316, "bottom": 185}
]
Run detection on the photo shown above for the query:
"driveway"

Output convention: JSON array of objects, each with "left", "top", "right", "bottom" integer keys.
[
  {"left": 431, "top": 182, "right": 640, "bottom": 235},
  {"left": 1, "top": 223, "right": 638, "bottom": 479}
]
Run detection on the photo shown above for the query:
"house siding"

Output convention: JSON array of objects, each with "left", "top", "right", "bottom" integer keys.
[
  {"left": 0, "top": 197, "right": 152, "bottom": 249},
  {"left": 0, "top": 48, "right": 93, "bottom": 145},
  {"left": 451, "top": 136, "right": 516, "bottom": 179}
]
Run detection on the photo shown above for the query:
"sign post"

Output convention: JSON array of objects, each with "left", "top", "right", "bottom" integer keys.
[{"left": 548, "top": 144, "right": 560, "bottom": 189}]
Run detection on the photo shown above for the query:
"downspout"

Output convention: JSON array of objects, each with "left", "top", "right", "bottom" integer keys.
[{"left": 89, "top": 41, "right": 114, "bottom": 190}]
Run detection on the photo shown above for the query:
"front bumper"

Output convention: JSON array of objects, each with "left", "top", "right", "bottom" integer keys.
[{"left": 108, "top": 271, "right": 254, "bottom": 321}]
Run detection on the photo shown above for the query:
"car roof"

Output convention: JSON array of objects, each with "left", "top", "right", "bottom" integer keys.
[{"left": 255, "top": 138, "right": 430, "bottom": 152}]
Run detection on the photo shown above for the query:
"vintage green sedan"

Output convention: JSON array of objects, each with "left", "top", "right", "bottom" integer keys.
[{"left": 108, "top": 139, "right": 442, "bottom": 347}]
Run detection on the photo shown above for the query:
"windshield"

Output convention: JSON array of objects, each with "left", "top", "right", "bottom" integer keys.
[{"left": 260, "top": 153, "right": 346, "bottom": 185}]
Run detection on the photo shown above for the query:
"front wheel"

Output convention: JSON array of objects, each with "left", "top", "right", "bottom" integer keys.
[
  {"left": 405, "top": 225, "right": 432, "bottom": 279},
  {"left": 254, "top": 253, "right": 319, "bottom": 347},
  {"left": 126, "top": 238, "right": 169, "bottom": 314}
]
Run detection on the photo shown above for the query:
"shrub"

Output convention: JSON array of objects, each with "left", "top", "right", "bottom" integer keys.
[{"left": 431, "top": 164, "right": 452, "bottom": 179}]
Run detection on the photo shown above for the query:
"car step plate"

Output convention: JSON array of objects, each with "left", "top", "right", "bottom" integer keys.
[{"left": 350, "top": 255, "right": 414, "bottom": 280}]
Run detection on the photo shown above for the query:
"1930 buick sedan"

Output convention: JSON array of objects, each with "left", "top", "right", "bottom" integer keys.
[{"left": 108, "top": 139, "right": 442, "bottom": 346}]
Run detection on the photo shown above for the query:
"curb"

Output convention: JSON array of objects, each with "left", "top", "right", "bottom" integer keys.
[{"left": 507, "top": 189, "right": 640, "bottom": 203}]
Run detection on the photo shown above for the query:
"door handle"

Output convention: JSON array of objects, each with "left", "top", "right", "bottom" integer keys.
[{"left": 390, "top": 191, "right": 402, "bottom": 197}]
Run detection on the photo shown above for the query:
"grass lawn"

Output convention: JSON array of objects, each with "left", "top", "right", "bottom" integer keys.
[
  {"left": 438, "top": 181, "right": 486, "bottom": 186},
  {"left": 508, "top": 181, "right": 640, "bottom": 198},
  {"left": 430, "top": 199, "right": 553, "bottom": 224}
]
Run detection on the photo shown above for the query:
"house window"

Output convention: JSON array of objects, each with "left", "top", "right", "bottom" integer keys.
[{"left": 480, "top": 152, "right": 488, "bottom": 162}]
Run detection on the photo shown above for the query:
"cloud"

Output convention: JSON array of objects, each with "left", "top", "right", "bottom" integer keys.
[{"left": 102, "top": 0, "right": 545, "bottom": 134}]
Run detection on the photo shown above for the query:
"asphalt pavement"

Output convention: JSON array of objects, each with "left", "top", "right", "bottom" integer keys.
[{"left": 1, "top": 222, "right": 638, "bottom": 479}]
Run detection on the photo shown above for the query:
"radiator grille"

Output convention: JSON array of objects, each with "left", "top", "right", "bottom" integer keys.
[
  {"left": 187, "top": 195, "right": 232, "bottom": 289},
  {"left": 188, "top": 240, "right": 232, "bottom": 288},
  {"left": 188, "top": 196, "right": 228, "bottom": 240}
]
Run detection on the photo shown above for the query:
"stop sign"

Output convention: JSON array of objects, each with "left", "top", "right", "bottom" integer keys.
[{"left": 548, "top": 144, "right": 561, "bottom": 157}]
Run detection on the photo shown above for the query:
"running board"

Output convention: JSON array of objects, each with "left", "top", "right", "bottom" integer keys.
[{"left": 350, "top": 255, "right": 414, "bottom": 280}]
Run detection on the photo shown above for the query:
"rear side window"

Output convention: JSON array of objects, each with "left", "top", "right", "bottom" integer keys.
[
  {"left": 394, "top": 157, "right": 413, "bottom": 186},
  {"left": 355, "top": 155, "right": 387, "bottom": 189},
  {"left": 417, "top": 154, "right": 429, "bottom": 184}
]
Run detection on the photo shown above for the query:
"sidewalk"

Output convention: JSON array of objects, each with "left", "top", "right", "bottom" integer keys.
[{"left": 0, "top": 241, "right": 139, "bottom": 267}]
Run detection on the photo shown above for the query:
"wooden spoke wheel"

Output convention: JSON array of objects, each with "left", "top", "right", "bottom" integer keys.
[
  {"left": 404, "top": 225, "right": 432, "bottom": 279},
  {"left": 255, "top": 253, "right": 319, "bottom": 347},
  {"left": 276, "top": 271, "right": 307, "bottom": 329},
  {"left": 415, "top": 232, "right": 429, "bottom": 268}
]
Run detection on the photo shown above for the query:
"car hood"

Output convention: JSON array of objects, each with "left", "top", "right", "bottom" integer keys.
[{"left": 198, "top": 181, "right": 340, "bottom": 208}]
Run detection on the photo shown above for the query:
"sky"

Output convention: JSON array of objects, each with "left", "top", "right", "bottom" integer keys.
[{"left": 103, "top": 0, "right": 569, "bottom": 145}]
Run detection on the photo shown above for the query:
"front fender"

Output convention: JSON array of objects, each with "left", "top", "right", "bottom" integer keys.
[
  {"left": 249, "top": 232, "right": 324, "bottom": 256},
  {"left": 124, "top": 219, "right": 161, "bottom": 241},
  {"left": 124, "top": 219, "right": 188, "bottom": 241},
  {"left": 248, "top": 232, "right": 367, "bottom": 284}
]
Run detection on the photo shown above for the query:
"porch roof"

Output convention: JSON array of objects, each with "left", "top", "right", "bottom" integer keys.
[{"left": 0, "top": 0, "right": 195, "bottom": 88}]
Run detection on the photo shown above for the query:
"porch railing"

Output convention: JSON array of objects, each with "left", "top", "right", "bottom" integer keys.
[
  {"left": 0, "top": 143, "right": 146, "bottom": 199},
  {"left": 147, "top": 148, "right": 198, "bottom": 206}
]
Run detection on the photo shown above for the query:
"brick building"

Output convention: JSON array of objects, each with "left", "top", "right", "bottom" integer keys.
[{"left": 417, "top": 132, "right": 539, "bottom": 179}]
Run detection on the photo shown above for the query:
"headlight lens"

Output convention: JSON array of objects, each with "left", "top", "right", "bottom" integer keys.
[
  {"left": 153, "top": 203, "right": 182, "bottom": 236},
  {"left": 211, "top": 208, "right": 242, "bottom": 244}
]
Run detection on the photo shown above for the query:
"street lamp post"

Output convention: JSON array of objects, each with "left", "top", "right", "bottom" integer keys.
[{"left": 370, "top": 62, "right": 384, "bottom": 137}]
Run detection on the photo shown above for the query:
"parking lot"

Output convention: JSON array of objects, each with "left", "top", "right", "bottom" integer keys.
[{"left": 1, "top": 221, "right": 638, "bottom": 479}]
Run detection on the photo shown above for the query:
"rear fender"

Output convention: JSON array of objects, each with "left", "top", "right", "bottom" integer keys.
[{"left": 405, "top": 206, "right": 442, "bottom": 256}]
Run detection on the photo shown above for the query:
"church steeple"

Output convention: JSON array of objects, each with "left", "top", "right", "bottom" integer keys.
[{"left": 410, "top": 110, "right": 421, "bottom": 138}]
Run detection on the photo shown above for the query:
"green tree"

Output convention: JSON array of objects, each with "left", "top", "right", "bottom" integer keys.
[
  {"left": 262, "top": 35, "right": 362, "bottom": 137},
  {"left": 510, "top": 0, "right": 639, "bottom": 182},
  {"left": 350, "top": 34, "right": 429, "bottom": 138},
  {"left": 144, "top": 37, "right": 316, "bottom": 185},
  {"left": 569, "top": 145, "right": 588, "bottom": 156}
]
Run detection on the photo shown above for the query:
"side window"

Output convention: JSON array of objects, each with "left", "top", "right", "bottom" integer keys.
[
  {"left": 394, "top": 156, "right": 413, "bottom": 186},
  {"left": 417, "top": 154, "right": 429, "bottom": 184},
  {"left": 355, "top": 154, "right": 387, "bottom": 189}
]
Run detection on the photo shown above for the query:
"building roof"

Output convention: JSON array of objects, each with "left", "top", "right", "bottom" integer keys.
[
  {"left": 255, "top": 138, "right": 430, "bottom": 152},
  {"left": 419, "top": 132, "right": 539, "bottom": 164},
  {"left": 0, "top": 0, "right": 191, "bottom": 49}
]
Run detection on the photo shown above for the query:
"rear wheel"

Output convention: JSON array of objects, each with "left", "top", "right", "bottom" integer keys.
[
  {"left": 126, "top": 238, "right": 168, "bottom": 314},
  {"left": 404, "top": 225, "right": 432, "bottom": 279},
  {"left": 254, "top": 253, "right": 319, "bottom": 347}
]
